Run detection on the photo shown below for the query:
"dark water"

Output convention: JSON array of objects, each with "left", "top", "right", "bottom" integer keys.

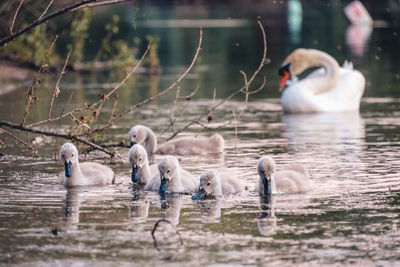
[{"left": 1, "top": 1, "right": 400, "bottom": 266}]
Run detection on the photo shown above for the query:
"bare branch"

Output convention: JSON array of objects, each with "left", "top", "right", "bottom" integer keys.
[
  {"left": 27, "top": 42, "right": 151, "bottom": 128},
  {"left": 21, "top": 36, "right": 58, "bottom": 126},
  {"left": 0, "top": 128, "right": 37, "bottom": 155},
  {"left": 71, "top": 0, "right": 132, "bottom": 11},
  {"left": 0, "top": 121, "right": 119, "bottom": 158},
  {"left": 10, "top": 0, "right": 24, "bottom": 34},
  {"left": 49, "top": 49, "right": 71, "bottom": 119},
  {"left": 90, "top": 28, "right": 203, "bottom": 134},
  {"left": 0, "top": 0, "right": 96, "bottom": 47},
  {"left": 60, "top": 92, "right": 74, "bottom": 117},
  {"left": 38, "top": 0, "right": 54, "bottom": 20},
  {"left": 232, "top": 108, "right": 238, "bottom": 150},
  {"left": 166, "top": 21, "right": 267, "bottom": 141}
]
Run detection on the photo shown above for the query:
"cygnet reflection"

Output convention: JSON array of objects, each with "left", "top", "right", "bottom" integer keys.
[
  {"left": 129, "top": 190, "right": 150, "bottom": 220},
  {"left": 160, "top": 194, "right": 183, "bottom": 226},
  {"left": 257, "top": 196, "right": 277, "bottom": 236},
  {"left": 196, "top": 198, "right": 222, "bottom": 223},
  {"left": 62, "top": 188, "right": 85, "bottom": 230}
]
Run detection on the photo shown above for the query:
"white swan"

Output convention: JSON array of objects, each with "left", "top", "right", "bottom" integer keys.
[
  {"left": 59, "top": 143, "right": 114, "bottom": 187},
  {"left": 128, "top": 125, "right": 224, "bottom": 156},
  {"left": 257, "top": 156, "right": 310, "bottom": 196},
  {"left": 128, "top": 144, "right": 159, "bottom": 186},
  {"left": 145, "top": 155, "right": 197, "bottom": 194},
  {"left": 278, "top": 48, "right": 365, "bottom": 113},
  {"left": 191, "top": 170, "right": 243, "bottom": 200}
]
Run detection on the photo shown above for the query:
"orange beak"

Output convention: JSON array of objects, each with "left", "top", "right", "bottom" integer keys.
[{"left": 279, "top": 71, "right": 290, "bottom": 91}]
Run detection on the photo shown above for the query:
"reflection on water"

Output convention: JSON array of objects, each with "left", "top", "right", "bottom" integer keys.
[
  {"left": 346, "top": 24, "right": 372, "bottom": 57},
  {"left": 282, "top": 112, "right": 365, "bottom": 147},
  {"left": 160, "top": 194, "right": 182, "bottom": 226},
  {"left": 196, "top": 198, "right": 222, "bottom": 223},
  {"left": 130, "top": 190, "right": 150, "bottom": 220},
  {"left": 257, "top": 196, "right": 277, "bottom": 236}
]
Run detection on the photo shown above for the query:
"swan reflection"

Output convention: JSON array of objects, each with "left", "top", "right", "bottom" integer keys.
[{"left": 282, "top": 112, "right": 365, "bottom": 148}]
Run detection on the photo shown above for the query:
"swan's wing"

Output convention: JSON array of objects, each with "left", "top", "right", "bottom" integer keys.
[
  {"left": 80, "top": 162, "right": 114, "bottom": 185},
  {"left": 180, "top": 168, "right": 198, "bottom": 192},
  {"left": 275, "top": 170, "right": 310, "bottom": 193},
  {"left": 342, "top": 60, "right": 354, "bottom": 70}
]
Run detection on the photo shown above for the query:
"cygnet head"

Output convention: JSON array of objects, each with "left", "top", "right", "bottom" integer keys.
[
  {"left": 59, "top": 143, "right": 79, "bottom": 178},
  {"left": 128, "top": 125, "right": 147, "bottom": 148},
  {"left": 192, "top": 170, "right": 222, "bottom": 200},
  {"left": 128, "top": 144, "right": 148, "bottom": 184},
  {"left": 157, "top": 156, "right": 180, "bottom": 195},
  {"left": 258, "top": 156, "right": 276, "bottom": 196}
]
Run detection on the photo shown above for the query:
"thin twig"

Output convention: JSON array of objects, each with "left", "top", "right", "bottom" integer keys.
[
  {"left": 60, "top": 92, "right": 74, "bottom": 117},
  {"left": 27, "top": 43, "right": 151, "bottom": 128},
  {"left": 166, "top": 21, "right": 267, "bottom": 141},
  {"left": 90, "top": 28, "right": 203, "bottom": 134},
  {"left": 0, "top": 0, "right": 96, "bottom": 47},
  {"left": 0, "top": 128, "right": 37, "bottom": 155},
  {"left": 93, "top": 42, "right": 151, "bottom": 121},
  {"left": 10, "top": 0, "right": 24, "bottom": 34},
  {"left": 49, "top": 49, "right": 71, "bottom": 119},
  {"left": 232, "top": 108, "right": 238, "bottom": 151},
  {"left": 239, "top": 70, "right": 249, "bottom": 117},
  {"left": 71, "top": 0, "right": 132, "bottom": 11},
  {"left": 21, "top": 36, "right": 58, "bottom": 126},
  {"left": 38, "top": 0, "right": 54, "bottom": 20}
]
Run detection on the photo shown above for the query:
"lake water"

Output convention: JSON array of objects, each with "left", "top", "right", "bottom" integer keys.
[{"left": 1, "top": 1, "right": 400, "bottom": 266}]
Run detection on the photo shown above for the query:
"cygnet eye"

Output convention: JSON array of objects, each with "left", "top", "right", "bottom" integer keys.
[
  {"left": 207, "top": 182, "right": 211, "bottom": 186},
  {"left": 133, "top": 135, "right": 136, "bottom": 138},
  {"left": 71, "top": 154, "right": 74, "bottom": 157},
  {"left": 139, "top": 158, "right": 142, "bottom": 162},
  {"left": 167, "top": 170, "right": 170, "bottom": 173}
]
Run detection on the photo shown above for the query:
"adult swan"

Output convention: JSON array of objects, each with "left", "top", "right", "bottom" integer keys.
[{"left": 278, "top": 49, "right": 365, "bottom": 113}]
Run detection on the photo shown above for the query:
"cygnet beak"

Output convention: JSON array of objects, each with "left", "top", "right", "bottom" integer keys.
[
  {"left": 131, "top": 165, "right": 140, "bottom": 183},
  {"left": 64, "top": 161, "right": 72, "bottom": 178},
  {"left": 130, "top": 141, "right": 136, "bottom": 148},
  {"left": 158, "top": 177, "right": 170, "bottom": 195},
  {"left": 191, "top": 187, "right": 206, "bottom": 200},
  {"left": 260, "top": 172, "right": 272, "bottom": 196}
]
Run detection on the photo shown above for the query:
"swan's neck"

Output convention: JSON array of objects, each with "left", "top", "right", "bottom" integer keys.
[
  {"left": 259, "top": 175, "right": 277, "bottom": 195},
  {"left": 306, "top": 51, "right": 340, "bottom": 95},
  {"left": 213, "top": 181, "right": 223, "bottom": 196},
  {"left": 69, "top": 162, "right": 86, "bottom": 186},
  {"left": 170, "top": 169, "right": 184, "bottom": 192},
  {"left": 139, "top": 161, "right": 151, "bottom": 185},
  {"left": 144, "top": 127, "right": 157, "bottom": 155}
]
